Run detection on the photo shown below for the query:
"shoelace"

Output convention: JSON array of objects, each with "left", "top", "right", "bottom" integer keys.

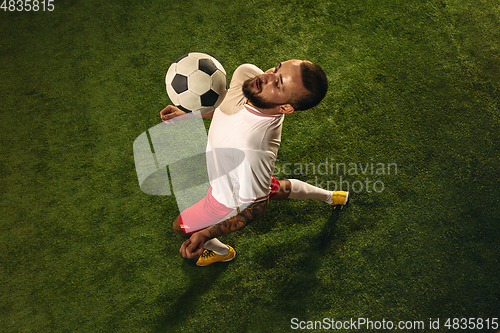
[{"left": 201, "top": 250, "right": 216, "bottom": 259}]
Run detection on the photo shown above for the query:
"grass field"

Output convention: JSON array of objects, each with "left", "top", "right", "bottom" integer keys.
[{"left": 1, "top": 0, "right": 499, "bottom": 332}]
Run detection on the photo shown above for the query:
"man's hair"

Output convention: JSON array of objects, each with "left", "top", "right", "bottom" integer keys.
[{"left": 291, "top": 61, "right": 328, "bottom": 111}]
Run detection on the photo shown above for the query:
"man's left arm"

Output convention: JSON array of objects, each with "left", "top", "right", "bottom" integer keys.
[
  {"left": 180, "top": 199, "right": 268, "bottom": 259},
  {"left": 160, "top": 105, "right": 215, "bottom": 123}
]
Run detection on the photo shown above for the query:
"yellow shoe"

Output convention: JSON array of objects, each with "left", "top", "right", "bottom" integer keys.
[
  {"left": 196, "top": 245, "right": 236, "bottom": 266},
  {"left": 330, "top": 191, "right": 350, "bottom": 210}
]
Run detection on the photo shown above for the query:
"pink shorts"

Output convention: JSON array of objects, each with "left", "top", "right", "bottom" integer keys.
[{"left": 179, "top": 177, "right": 281, "bottom": 234}]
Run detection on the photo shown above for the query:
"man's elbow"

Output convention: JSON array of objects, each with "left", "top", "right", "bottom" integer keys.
[{"left": 241, "top": 199, "right": 268, "bottom": 225}]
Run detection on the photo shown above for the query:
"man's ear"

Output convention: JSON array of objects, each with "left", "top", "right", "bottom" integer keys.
[{"left": 277, "top": 104, "right": 295, "bottom": 114}]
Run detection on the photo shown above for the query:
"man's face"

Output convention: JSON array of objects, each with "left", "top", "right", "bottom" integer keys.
[{"left": 242, "top": 59, "right": 307, "bottom": 111}]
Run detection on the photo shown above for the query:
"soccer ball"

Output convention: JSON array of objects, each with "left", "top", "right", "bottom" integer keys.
[{"left": 165, "top": 52, "right": 227, "bottom": 114}]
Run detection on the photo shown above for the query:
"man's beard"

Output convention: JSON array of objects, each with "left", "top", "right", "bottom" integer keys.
[{"left": 242, "top": 77, "right": 280, "bottom": 110}]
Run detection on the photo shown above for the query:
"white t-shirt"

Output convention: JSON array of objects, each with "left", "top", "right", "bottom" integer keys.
[{"left": 207, "top": 64, "right": 284, "bottom": 209}]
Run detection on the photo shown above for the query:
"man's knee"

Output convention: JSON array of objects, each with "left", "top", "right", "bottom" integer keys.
[
  {"left": 271, "top": 179, "right": 291, "bottom": 200},
  {"left": 172, "top": 215, "right": 190, "bottom": 239},
  {"left": 280, "top": 179, "right": 291, "bottom": 194},
  {"left": 172, "top": 215, "right": 184, "bottom": 234}
]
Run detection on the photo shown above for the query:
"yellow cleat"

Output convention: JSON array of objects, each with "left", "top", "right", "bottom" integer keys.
[
  {"left": 196, "top": 245, "right": 236, "bottom": 267},
  {"left": 330, "top": 191, "right": 350, "bottom": 210}
]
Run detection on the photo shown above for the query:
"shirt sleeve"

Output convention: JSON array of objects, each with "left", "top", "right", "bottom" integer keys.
[
  {"left": 218, "top": 64, "right": 264, "bottom": 116},
  {"left": 229, "top": 64, "right": 264, "bottom": 89}
]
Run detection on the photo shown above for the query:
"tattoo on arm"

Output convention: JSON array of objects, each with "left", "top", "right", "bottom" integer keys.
[{"left": 204, "top": 199, "right": 268, "bottom": 239}]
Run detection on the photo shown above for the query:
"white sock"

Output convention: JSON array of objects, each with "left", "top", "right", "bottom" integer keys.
[
  {"left": 204, "top": 238, "right": 229, "bottom": 255},
  {"left": 287, "top": 179, "right": 333, "bottom": 204}
]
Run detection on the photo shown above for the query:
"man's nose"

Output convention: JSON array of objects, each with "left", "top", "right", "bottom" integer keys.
[{"left": 260, "top": 73, "right": 274, "bottom": 84}]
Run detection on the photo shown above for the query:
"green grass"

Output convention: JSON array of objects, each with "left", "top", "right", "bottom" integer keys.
[{"left": 1, "top": 0, "right": 499, "bottom": 332}]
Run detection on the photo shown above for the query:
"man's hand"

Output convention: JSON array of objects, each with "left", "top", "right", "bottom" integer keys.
[
  {"left": 179, "top": 231, "right": 208, "bottom": 259},
  {"left": 160, "top": 105, "right": 186, "bottom": 123}
]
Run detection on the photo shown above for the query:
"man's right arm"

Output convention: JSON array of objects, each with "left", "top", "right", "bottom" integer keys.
[{"left": 202, "top": 199, "right": 268, "bottom": 239}]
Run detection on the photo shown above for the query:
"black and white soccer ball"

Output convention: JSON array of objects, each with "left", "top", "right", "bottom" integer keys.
[{"left": 165, "top": 52, "right": 227, "bottom": 114}]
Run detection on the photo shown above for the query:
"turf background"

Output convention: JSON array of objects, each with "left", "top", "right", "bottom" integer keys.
[{"left": 1, "top": 0, "right": 499, "bottom": 332}]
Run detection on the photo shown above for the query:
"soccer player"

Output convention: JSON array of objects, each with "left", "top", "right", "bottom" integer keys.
[{"left": 160, "top": 59, "right": 349, "bottom": 266}]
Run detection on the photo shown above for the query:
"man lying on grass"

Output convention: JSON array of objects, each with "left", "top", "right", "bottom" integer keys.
[{"left": 160, "top": 59, "right": 349, "bottom": 266}]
